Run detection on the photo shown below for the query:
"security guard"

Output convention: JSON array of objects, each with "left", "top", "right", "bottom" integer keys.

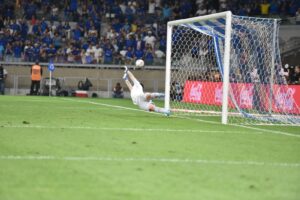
[{"left": 30, "top": 61, "right": 43, "bottom": 95}]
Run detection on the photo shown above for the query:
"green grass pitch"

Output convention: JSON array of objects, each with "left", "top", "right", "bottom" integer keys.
[{"left": 0, "top": 95, "right": 299, "bottom": 200}]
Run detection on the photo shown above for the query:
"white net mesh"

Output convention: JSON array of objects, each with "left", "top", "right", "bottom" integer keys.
[{"left": 167, "top": 14, "right": 300, "bottom": 125}]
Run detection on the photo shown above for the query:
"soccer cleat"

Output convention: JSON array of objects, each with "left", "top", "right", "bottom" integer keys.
[
  {"left": 124, "top": 66, "right": 128, "bottom": 73},
  {"left": 122, "top": 73, "right": 128, "bottom": 80}
]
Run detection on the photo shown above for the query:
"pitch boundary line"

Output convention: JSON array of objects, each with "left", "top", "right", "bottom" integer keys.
[{"left": 0, "top": 155, "right": 299, "bottom": 168}]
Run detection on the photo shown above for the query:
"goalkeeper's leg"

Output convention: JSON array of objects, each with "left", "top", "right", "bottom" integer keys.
[
  {"left": 138, "top": 101, "right": 170, "bottom": 116},
  {"left": 145, "top": 92, "right": 165, "bottom": 101}
]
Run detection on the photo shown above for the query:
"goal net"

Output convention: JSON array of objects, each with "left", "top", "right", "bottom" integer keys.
[{"left": 164, "top": 11, "right": 300, "bottom": 125}]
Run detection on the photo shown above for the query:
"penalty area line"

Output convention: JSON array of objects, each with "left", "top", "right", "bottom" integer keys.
[
  {"left": 0, "top": 155, "right": 299, "bottom": 168},
  {"left": 1, "top": 125, "right": 253, "bottom": 134}
]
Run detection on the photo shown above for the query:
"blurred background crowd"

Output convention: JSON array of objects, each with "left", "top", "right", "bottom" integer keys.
[{"left": 0, "top": 0, "right": 299, "bottom": 84}]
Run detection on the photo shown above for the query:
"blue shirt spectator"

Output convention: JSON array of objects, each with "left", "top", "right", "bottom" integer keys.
[
  {"left": 32, "top": 23, "right": 41, "bottom": 36},
  {"left": 42, "top": 34, "right": 53, "bottom": 46},
  {"left": 125, "top": 35, "right": 136, "bottom": 49},
  {"left": 269, "top": 0, "right": 279, "bottom": 15},
  {"left": 112, "top": 19, "right": 122, "bottom": 33},
  {"left": 24, "top": 45, "right": 34, "bottom": 62},
  {"left": 46, "top": 45, "right": 57, "bottom": 60},
  {"left": 134, "top": 48, "right": 144, "bottom": 59},
  {"left": 10, "top": 21, "right": 21, "bottom": 33},
  {"left": 32, "top": 44, "right": 41, "bottom": 61},
  {"left": 40, "top": 19, "right": 48, "bottom": 33},
  {"left": 24, "top": 2, "right": 37, "bottom": 20},
  {"left": 162, "top": 4, "right": 172, "bottom": 21},
  {"left": 73, "top": 26, "right": 83, "bottom": 41},
  {"left": 145, "top": 48, "right": 154, "bottom": 65},
  {"left": 125, "top": 47, "right": 134, "bottom": 59},
  {"left": 70, "top": 0, "right": 78, "bottom": 13},
  {"left": 104, "top": 46, "right": 113, "bottom": 64},
  {"left": 0, "top": 43, "right": 4, "bottom": 60},
  {"left": 20, "top": 20, "right": 29, "bottom": 39},
  {"left": 13, "top": 42, "right": 22, "bottom": 60}
]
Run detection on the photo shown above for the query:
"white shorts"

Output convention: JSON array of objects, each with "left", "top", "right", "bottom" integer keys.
[
  {"left": 131, "top": 79, "right": 145, "bottom": 105},
  {"left": 130, "top": 79, "right": 154, "bottom": 111}
]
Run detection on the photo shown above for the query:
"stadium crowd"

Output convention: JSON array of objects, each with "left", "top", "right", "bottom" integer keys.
[
  {"left": 0, "top": 0, "right": 299, "bottom": 66},
  {"left": 0, "top": 0, "right": 196, "bottom": 65}
]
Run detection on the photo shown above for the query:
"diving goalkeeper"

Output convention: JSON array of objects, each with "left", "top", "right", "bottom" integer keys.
[{"left": 122, "top": 66, "right": 170, "bottom": 116}]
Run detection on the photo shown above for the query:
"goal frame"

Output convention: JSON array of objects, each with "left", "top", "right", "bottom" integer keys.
[{"left": 164, "top": 11, "right": 233, "bottom": 124}]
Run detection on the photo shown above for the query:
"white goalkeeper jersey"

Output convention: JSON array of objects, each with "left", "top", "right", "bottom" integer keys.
[{"left": 131, "top": 79, "right": 145, "bottom": 105}]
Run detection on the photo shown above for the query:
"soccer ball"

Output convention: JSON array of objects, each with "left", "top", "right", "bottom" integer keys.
[{"left": 135, "top": 59, "right": 144, "bottom": 68}]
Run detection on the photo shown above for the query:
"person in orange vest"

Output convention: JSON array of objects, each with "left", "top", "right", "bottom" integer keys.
[{"left": 30, "top": 61, "right": 43, "bottom": 95}]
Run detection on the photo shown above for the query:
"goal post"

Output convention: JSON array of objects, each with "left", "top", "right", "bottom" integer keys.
[{"left": 164, "top": 11, "right": 300, "bottom": 125}]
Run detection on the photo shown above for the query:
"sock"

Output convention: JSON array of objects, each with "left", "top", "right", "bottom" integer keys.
[
  {"left": 154, "top": 107, "right": 168, "bottom": 114},
  {"left": 150, "top": 93, "right": 165, "bottom": 99}
]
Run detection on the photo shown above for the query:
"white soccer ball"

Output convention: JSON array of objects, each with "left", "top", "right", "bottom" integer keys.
[{"left": 135, "top": 59, "right": 144, "bottom": 68}]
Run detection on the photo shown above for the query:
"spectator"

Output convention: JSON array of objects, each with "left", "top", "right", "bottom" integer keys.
[
  {"left": 260, "top": 0, "right": 270, "bottom": 16},
  {"left": 144, "top": 44, "right": 154, "bottom": 65},
  {"left": 93, "top": 44, "right": 103, "bottom": 64},
  {"left": 104, "top": 45, "right": 113, "bottom": 64},
  {"left": 143, "top": 31, "right": 156, "bottom": 49},
  {"left": 24, "top": 1, "right": 37, "bottom": 20},
  {"left": 51, "top": 4, "right": 59, "bottom": 21},
  {"left": 40, "top": 18, "right": 48, "bottom": 33},
  {"left": 0, "top": 64, "right": 8, "bottom": 95},
  {"left": 125, "top": 46, "right": 134, "bottom": 65},
  {"left": 30, "top": 61, "right": 43, "bottom": 95},
  {"left": 86, "top": 44, "right": 94, "bottom": 62},
  {"left": 53, "top": 33, "right": 62, "bottom": 49},
  {"left": 4, "top": 42, "right": 13, "bottom": 62},
  {"left": 72, "top": 47, "right": 81, "bottom": 63},
  {"left": 12, "top": 41, "right": 23, "bottom": 62},
  {"left": 112, "top": 82, "right": 124, "bottom": 98},
  {"left": 134, "top": 46, "right": 144, "bottom": 60},
  {"left": 290, "top": 65, "right": 300, "bottom": 85},
  {"left": 32, "top": 43, "right": 41, "bottom": 62},
  {"left": 162, "top": 3, "right": 172, "bottom": 22},
  {"left": 72, "top": 24, "right": 83, "bottom": 41},
  {"left": 20, "top": 19, "right": 29, "bottom": 40},
  {"left": 269, "top": 0, "right": 279, "bottom": 16},
  {"left": 23, "top": 41, "right": 31, "bottom": 61},
  {"left": 148, "top": 0, "right": 156, "bottom": 14},
  {"left": 45, "top": 44, "right": 57, "bottom": 61},
  {"left": 0, "top": 42, "right": 4, "bottom": 61},
  {"left": 32, "top": 21, "right": 42, "bottom": 36}
]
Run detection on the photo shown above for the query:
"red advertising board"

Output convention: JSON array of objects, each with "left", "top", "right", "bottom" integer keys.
[{"left": 183, "top": 81, "right": 300, "bottom": 114}]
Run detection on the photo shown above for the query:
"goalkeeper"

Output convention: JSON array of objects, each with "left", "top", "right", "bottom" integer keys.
[{"left": 123, "top": 66, "right": 170, "bottom": 116}]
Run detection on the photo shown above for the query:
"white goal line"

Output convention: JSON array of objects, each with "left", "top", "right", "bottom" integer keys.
[{"left": 0, "top": 155, "right": 299, "bottom": 168}]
